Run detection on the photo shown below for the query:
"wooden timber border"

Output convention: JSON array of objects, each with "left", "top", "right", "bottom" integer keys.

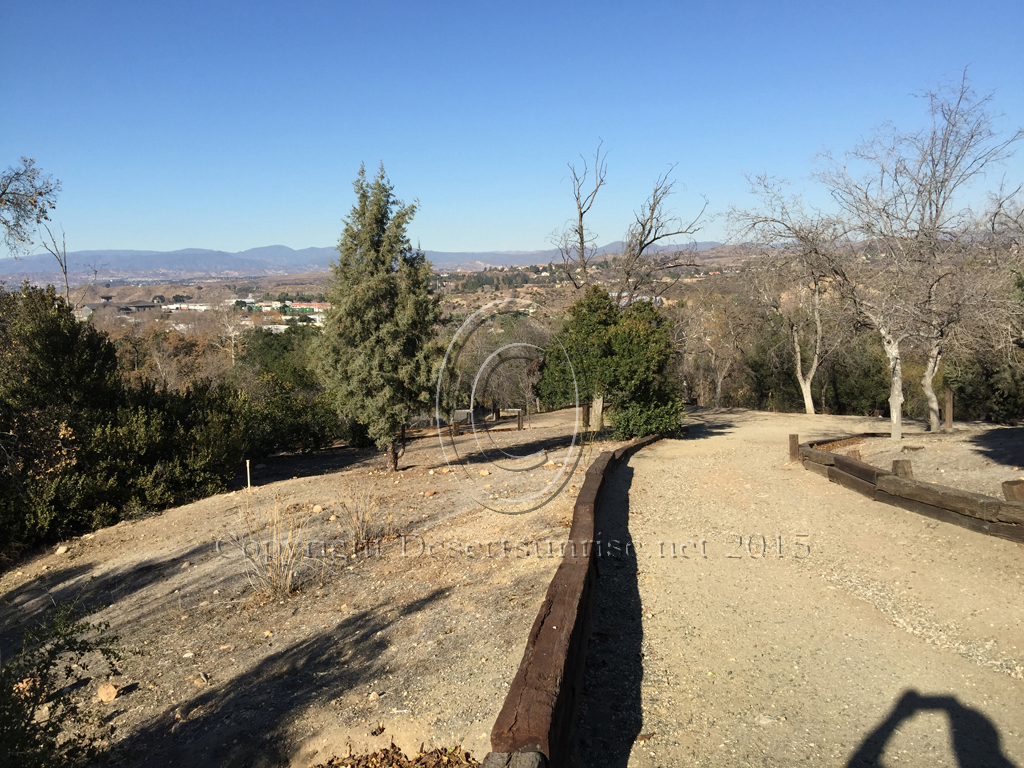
[
  {"left": 482, "top": 434, "right": 663, "bottom": 768},
  {"left": 794, "top": 434, "right": 1024, "bottom": 545}
]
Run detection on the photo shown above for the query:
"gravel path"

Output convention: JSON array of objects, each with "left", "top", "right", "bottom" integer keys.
[{"left": 577, "top": 410, "right": 1024, "bottom": 767}]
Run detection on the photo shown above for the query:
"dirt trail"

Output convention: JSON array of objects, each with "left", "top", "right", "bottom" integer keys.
[{"left": 577, "top": 410, "right": 1024, "bottom": 767}]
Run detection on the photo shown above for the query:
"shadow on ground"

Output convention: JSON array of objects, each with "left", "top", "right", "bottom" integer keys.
[
  {"left": 848, "top": 689, "right": 1015, "bottom": 767},
  {"left": 0, "top": 541, "right": 220, "bottom": 657},
  {"left": 968, "top": 427, "right": 1024, "bottom": 470},
  {"left": 228, "top": 444, "right": 375, "bottom": 490},
  {"left": 110, "top": 587, "right": 452, "bottom": 768},
  {"left": 572, "top": 463, "right": 643, "bottom": 768}
]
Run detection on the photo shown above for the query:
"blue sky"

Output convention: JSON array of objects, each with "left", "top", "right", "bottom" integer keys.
[{"left": 3, "top": 0, "right": 1023, "bottom": 254}]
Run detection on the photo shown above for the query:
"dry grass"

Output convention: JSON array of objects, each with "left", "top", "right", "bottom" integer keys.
[
  {"left": 227, "top": 496, "right": 315, "bottom": 597},
  {"left": 338, "top": 489, "right": 392, "bottom": 542}
]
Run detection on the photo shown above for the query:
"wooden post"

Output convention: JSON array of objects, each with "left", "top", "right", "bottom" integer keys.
[
  {"left": 945, "top": 388, "right": 953, "bottom": 432},
  {"left": 892, "top": 459, "right": 914, "bottom": 479},
  {"left": 789, "top": 434, "right": 800, "bottom": 462},
  {"left": 1003, "top": 480, "right": 1024, "bottom": 502},
  {"left": 246, "top": 459, "right": 251, "bottom": 490},
  {"left": 517, "top": 410, "right": 523, "bottom": 431},
  {"left": 581, "top": 403, "right": 591, "bottom": 433}
]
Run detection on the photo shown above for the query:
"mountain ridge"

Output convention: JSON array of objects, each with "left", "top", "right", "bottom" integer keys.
[{"left": 0, "top": 241, "right": 725, "bottom": 280}]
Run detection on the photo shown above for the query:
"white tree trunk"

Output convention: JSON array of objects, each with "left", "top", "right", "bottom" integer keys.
[
  {"left": 920, "top": 339, "right": 942, "bottom": 432},
  {"left": 879, "top": 328, "right": 904, "bottom": 441},
  {"left": 792, "top": 326, "right": 819, "bottom": 415}
]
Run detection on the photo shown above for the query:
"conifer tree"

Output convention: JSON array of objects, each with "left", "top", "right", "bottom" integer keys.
[{"left": 319, "top": 164, "right": 441, "bottom": 470}]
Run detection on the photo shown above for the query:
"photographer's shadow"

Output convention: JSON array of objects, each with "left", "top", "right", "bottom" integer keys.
[{"left": 849, "top": 689, "right": 1016, "bottom": 767}]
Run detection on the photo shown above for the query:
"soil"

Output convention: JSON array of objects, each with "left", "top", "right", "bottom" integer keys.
[
  {"left": 5, "top": 409, "right": 1022, "bottom": 767},
  {"left": 0, "top": 410, "right": 627, "bottom": 767},
  {"left": 843, "top": 426, "right": 1024, "bottom": 498},
  {"left": 574, "top": 410, "right": 1024, "bottom": 767}
]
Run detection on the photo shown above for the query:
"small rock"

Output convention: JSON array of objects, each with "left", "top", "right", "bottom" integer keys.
[
  {"left": 182, "top": 652, "right": 194, "bottom": 659},
  {"left": 328, "top": 515, "right": 337, "bottom": 521},
  {"left": 219, "top": 644, "right": 234, "bottom": 651},
  {"left": 428, "top": 469, "right": 435, "bottom": 475},
  {"left": 368, "top": 691, "right": 379, "bottom": 701},
  {"left": 423, "top": 490, "right": 436, "bottom": 497},
  {"left": 313, "top": 505, "right": 323, "bottom": 513},
  {"left": 97, "top": 683, "right": 119, "bottom": 702},
  {"left": 479, "top": 470, "right": 490, "bottom": 476},
  {"left": 264, "top": 631, "right": 273, "bottom": 637},
  {"left": 180, "top": 561, "right": 190, "bottom": 569},
  {"left": 55, "top": 545, "right": 68, "bottom": 555}
]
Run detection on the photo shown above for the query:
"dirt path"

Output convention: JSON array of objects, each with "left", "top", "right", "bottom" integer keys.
[{"left": 576, "top": 410, "right": 1024, "bottom": 767}]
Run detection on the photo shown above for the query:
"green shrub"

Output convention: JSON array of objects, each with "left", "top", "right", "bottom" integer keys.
[{"left": 0, "top": 601, "right": 121, "bottom": 767}]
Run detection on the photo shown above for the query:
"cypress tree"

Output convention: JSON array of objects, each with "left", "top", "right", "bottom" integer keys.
[{"left": 319, "top": 164, "right": 441, "bottom": 470}]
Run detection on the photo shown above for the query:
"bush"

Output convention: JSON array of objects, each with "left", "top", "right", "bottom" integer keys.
[
  {"left": 0, "top": 286, "right": 344, "bottom": 561},
  {"left": 537, "top": 287, "right": 682, "bottom": 438}
]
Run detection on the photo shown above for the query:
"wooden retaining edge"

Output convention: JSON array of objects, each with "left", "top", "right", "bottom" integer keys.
[
  {"left": 797, "top": 434, "right": 1024, "bottom": 545},
  {"left": 484, "top": 434, "right": 662, "bottom": 768}
]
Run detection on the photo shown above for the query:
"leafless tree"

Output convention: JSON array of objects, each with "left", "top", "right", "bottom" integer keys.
[
  {"left": 819, "top": 72, "right": 1023, "bottom": 437},
  {"left": 38, "top": 224, "right": 98, "bottom": 309},
  {"left": 552, "top": 143, "right": 607, "bottom": 289},
  {"left": 731, "top": 175, "right": 848, "bottom": 414},
  {"left": 614, "top": 168, "right": 707, "bottom": 305},
  {"left": 672, "top": 286, "right": 749, "bottom": 408}
]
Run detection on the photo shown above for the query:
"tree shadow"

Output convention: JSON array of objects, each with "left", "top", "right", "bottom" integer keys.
[
  {"left": 0, "top": 541, "right": 219, "bottom": 657},
  {"left": 967, "top": 427, "right": 1024, "bottom": 470},
  {"left": 848, "top": 689, "right": 1016, "bottom": 767},
  {"left": 228, "top": 444, "right": 374, "bottom": 489},
  {"left": 572, "top": 463, "right": 643, "bottom": 767},
  {"left": 109, "top": 586, "right": 452, "bottom": 768}
]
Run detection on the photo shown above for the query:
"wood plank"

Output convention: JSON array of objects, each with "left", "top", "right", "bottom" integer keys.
[
  {"left": 833, "top": 454, "right": 892, "bottom": 485},
  {"left": 802, "top": 459, "right": 830, "bottom": 478},
  {"left": 892, "top": 459, "right": 913, "bottom": 479},
  {"left": 799, "top": 445, "right": 835, "bottom": 466},
  {"left": 827, "top": 466, "right": 877, "bottom": 497},
  {"left": 1004, "top": 480, "right": 1024, "bottom": 502},
  {"left": 876, "top": 475, "right": 1024, "bottom": 524},
  {"left": 874, "top": 490, "right": 1024, "bottom": 544}
]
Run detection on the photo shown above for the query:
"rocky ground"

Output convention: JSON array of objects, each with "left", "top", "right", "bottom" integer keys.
[
  {"left": 574, "top": 410, "right": 1024, "bottom": 767},
  {"left": 0, "top": 410, "right": 625, "bottom": 767}
]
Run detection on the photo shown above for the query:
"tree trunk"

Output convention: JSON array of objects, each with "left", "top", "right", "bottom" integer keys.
[
  {"left": 798, "top": 378, "right": 815, "bottom": 415},
  {"left": 386, "top": 441, "right": 399, "bottom": 472},
  {"left": 920, "top": 339, "right": 942, "bottom": 432},
  {"left": 879, "top": 329, "right": 904, "bottom": 441},
  {"left": 790, "top": 291, "right": 823, "bottom": 415}
]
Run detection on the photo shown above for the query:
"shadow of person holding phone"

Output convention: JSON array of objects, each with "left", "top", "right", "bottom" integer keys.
[{"left": 848, "top": 689, "right": 1016, "bottom": 767}]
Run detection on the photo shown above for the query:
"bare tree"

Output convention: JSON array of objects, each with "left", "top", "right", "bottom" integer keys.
[
  {"left": 731, "top": 176, "right": 847, "bottom": 414},
  {"left": 552, "top": 143, "right": 607, "bottom": 289},
  {"left": 819, "top": 73, "right": 1023, "bottom": 437},
  {"left": 673, "top": 286, "right": 748, "bottom": 408},
  {"left": 614, "top": 168, "right": 707, "bottom": 306}
]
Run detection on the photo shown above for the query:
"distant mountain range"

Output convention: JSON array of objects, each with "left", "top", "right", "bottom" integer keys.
[{"left": 0, "top": 241, "right": 724, "bottom": 282}]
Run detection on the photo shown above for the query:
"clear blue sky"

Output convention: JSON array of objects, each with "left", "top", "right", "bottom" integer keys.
[{"left": 3, "top": 0, "right": 1023, "bottom": 254}]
